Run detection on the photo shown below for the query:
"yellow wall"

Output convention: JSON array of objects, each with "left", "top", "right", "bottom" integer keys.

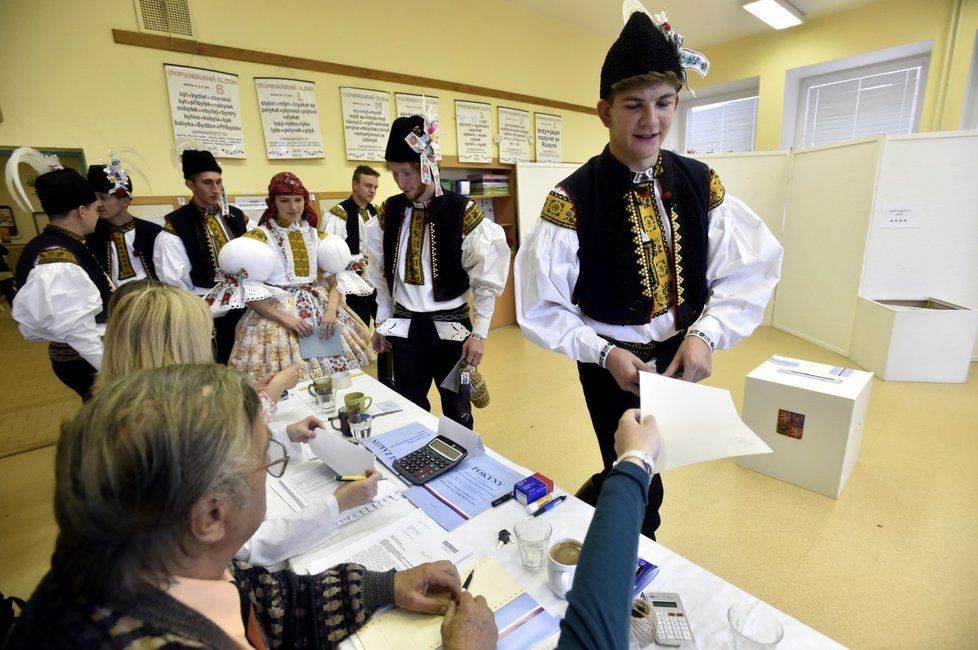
[
  {"left": 698, "top": 0, "right": 978, "bottom": 150},
  {"left": 1, "top": 0, "right": 976, "bottom": 241},
  {"left": 0, "top": 0, "right": 611, "bottom": 240}
]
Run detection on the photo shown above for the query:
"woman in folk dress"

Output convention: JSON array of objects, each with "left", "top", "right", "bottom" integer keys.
[{"left": 227, "top": 171, "right": 373, "bottom": 379}]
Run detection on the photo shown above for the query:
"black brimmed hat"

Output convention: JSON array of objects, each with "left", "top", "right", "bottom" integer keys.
[
  {"left": 181, "top": 149, "right": 222, "bottom": 179},
  {"left": 36, "top": 169, "right": 96, "bottom": 215}
]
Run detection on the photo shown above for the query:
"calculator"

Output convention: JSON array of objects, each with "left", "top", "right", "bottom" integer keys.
[
  {"left": 393, "top": 435, "right": 468, "bottom": 485},
  {"left": 648, "top": 592, "right": 693, "bottom": 646}
]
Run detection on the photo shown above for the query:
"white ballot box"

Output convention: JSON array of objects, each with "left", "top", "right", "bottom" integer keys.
[
  {"left": 849, "top": 297, "right": 978, "bottom": 383},
  {"left": 738, "top": 356, "right": 873, "bottom": 498}
]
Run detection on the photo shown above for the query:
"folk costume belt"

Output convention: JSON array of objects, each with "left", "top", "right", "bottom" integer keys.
[
  {"left": 599, "top": 330, "right": 685, "bottom": 364},
  {"left": 393, "top": 302, "right": 469, "bottom": 323}
]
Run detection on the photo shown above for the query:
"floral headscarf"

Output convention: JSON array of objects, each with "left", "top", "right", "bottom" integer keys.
[{"left": 259, "top": 171, "right": 318, "bottom": 228}]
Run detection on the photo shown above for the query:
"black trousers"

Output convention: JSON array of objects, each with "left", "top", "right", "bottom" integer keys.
[
  {"left": 391, "top": 315, "right": 472, "bottom": 429},
  {"left": 50, "top": 357, "right": 97, "bottom": 401},
  {"left": 347, "top": 291, "right": 393, "bottom": 384},
  {"left": 213, "top": 307, "right": 245, "bottom": 365},
  {"left": 575, "top": 333, "right": 683, "bottom": 540}
]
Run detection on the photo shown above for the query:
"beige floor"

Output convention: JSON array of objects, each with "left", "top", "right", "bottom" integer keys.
[{"left": 1, "top": 313, "right": 977, "bottom": 648}]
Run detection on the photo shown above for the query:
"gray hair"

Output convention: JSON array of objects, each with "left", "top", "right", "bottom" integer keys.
[{"left": 52, "top": 364, "right": 261, "bottom": 601}]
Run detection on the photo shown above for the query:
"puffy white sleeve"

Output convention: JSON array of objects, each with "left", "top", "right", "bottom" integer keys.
[
  {"left": 320, "top": 210, "right": 348, "bottom": 240},
  {"left": 692, "top": 194, "right": 784, "bottom": 350},
  {"left": 153, "top": 230, "right": 195, "bottom": 292},
  {"left": 235, "top": 495, "right": 340, "bottom": 565},
  {"left": 514, "top": 220, "right": 608, "bottom": 364},
  {"left": 461, "top": 213, "right": 510, "bottom": 338},
  {"left": 364, "top": 216, "right": 392, "bottom": 323},
  {"left": 12, "top": 263, "right": 104, "bottom": 369}
]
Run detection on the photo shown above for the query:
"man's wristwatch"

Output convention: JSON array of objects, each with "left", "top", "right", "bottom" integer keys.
[{"left": 612, "top": 450, "right": 656, "bottom": 477}]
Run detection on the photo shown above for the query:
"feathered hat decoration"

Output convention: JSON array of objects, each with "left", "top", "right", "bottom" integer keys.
[
  {"left": 102, "top": 148, "right": 153, "bottom": 198},
  {"left": 4, "top": 147, "right": 64, "bottom": 213}
]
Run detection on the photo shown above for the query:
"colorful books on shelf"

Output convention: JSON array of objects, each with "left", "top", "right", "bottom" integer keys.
[{"left": 467, "top": 173, "right": 509, "bottom": 195}]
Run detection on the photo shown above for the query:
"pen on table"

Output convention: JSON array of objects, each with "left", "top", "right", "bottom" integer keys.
[
  {"left": 491, "top": 492, "right": 513, "bottom": 507},
  {"left": 532, "top": 494, "right": 567, "bottom": 517},
  {"left": 461, "top": 569, "right": 475, "bottom": 591},
  {"left": 335, "top": 475, "right": 366, "bottom": 481}
]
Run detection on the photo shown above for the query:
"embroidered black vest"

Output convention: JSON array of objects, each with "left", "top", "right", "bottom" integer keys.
[
  {"left": 163, "top": 203, "right": 247, "bottom": 288},
  {"left": 336, "top": 196, "right": 376, "bottom": 254},
  {"left": 89, "top": 217, "right": 163, "bottom": 281},
  {"left": 381, "top": 191, "right": 470, "bottom": 302},
  {"left": 16, "top": 226, "right": 114, "bottom": 323},
  {"left": 564, "top": 146, "right": 710, "bottom": 329}
]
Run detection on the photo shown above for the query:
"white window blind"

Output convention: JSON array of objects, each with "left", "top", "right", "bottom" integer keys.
[
  {"left": 797, "top": 55, "right": 928, "bottom": 148},
  {"left": 684, "top": 96, "right": 758, "bottom": 154}
]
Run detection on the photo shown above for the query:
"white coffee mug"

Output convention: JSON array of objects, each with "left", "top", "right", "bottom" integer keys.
[{"left": 547, "top": 538, "right": 582, "bottom": 599}]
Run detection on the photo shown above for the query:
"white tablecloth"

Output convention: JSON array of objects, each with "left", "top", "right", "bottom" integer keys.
[{"left": 267, "top": 372, "right": 844, "bottom": 649}]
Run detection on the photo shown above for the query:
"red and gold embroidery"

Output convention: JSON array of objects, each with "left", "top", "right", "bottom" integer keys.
[
  {"left": 110, "top": 220, "right": 137, "bottom": 281},
  {"left": 37, "top": 248, "right": 79, "bottom": 265},
  {"left": 633, "top": 185, "right": 673, "bottom": 319},
  {"left": 404, "top": 208, "right": 427, "bottom": 285}
]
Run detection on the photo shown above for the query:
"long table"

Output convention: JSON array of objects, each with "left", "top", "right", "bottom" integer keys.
[{"left": 266, "top": 372, "right": 844, "bottom": 649}]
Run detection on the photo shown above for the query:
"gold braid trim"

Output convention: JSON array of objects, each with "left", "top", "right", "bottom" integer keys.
[
  {"left": 288, "top": 229, "right": 310, "bottom": 277},
  {"left": 540, "top": 191, "right": 576, "bottom": 230},
  {"left": 243, "top": 228, "right": 268, "bottom": 242},
  {"left": 37, "top": 248, "right": 78, "bottom": 265},
  {"left": 163, "top": 221, "right": 177, "bottom": 235},
  {"left": 111, "top": 231, "right": 136, "bottom": 281},
  {"left": 404, "top": 208, "right": 426, "bottom": 285},
  {"left": 624, "top": 191, "right": 653, "bottom": 300},
  {"left": 462, "top": 201, "right": 484, "bottom": 236},
  {"left": 329, "top": 204, "right": 348, "bottom": 221},
  {"left": 377, "top": 201, "right": 387, "bottom": 230},
  {"left": 708, "top": 168, "right": 726, "bottom": 211},
  {"left": 670, "top": 206, "right": 685, "bottom": 308},
  {"left": 203, "top": 214, "right": 229, "bottom": 279},
  {"left": 318, "top": 230, "right": 329, "bottom": 241}
]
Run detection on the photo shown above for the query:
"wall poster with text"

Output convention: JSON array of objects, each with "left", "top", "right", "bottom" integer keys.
[
  {"left": 340, "top": 87, "right": 391, "bottom": 161},
  {"left": 255, "top": 78, "right": 325, "bottom": 158},
  {"left": 164, "top": 64, "right": 245, "bottom": 158}
]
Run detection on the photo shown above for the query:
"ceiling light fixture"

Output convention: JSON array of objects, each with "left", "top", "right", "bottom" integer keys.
[{"left": 742, "top": 0, "right": 804, "bottom": 30}]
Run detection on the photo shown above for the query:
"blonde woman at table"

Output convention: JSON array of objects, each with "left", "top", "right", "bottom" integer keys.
[
  {"left": 440, "top": 410, "right": 661, "bottom": 650},
  {"left": 96, "top": 280, "right": 382, "bottom": 565},
  {"left": 7, "top": 364, "right": 466, "bottom": 649}
]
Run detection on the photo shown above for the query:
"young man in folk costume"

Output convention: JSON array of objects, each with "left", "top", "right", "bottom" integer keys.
[
  {"left": 515, "top": 7, "right": 783, "bottom": 538},
  {"left": 86, "top": 159, "right": 162, "bottom": 287},
  {"left": 153, "top": 148, "right": 248, "bottom": 364},
  {"left": 366, "top": 116, "right": 510, "bottom": 428},
  {"left": 6, "top": 149, "right": 114, "bottom": 399},
  {"left": 322, "top": 164, "right": 394, "bottom": 387}
]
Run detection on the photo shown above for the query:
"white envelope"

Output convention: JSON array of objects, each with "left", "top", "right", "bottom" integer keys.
[{"left": 308, "top": 428, "right": 376, "bottom": 475}]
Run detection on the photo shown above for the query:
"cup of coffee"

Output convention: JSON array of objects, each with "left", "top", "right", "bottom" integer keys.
[
  {"left": 330, "top": 406, "right": 355, "bottom": 436},
  {"left": 344, "top": 391, "right": 372, "bottom": 413},
  {"left": 306, "top": 376, "right": 333, "bottom": 394},
  {"left": 547, "top": 538, "right": 582, "bottom": 599},
  {"left": 348, "top": 412, "right": 373, "bottom": 440}
]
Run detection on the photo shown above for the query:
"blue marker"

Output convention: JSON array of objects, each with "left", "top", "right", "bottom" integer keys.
[{"left": 531, "top": 494, "right": 567, "bottom": 517}]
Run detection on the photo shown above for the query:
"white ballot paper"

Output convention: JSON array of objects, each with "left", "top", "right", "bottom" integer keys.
[
  {"left": 639, "top": 371, "right": 772, "bottom": 471},
  {"left": 307, "top": 427, "right": 376, "bottom": 475},
  {"left": 298, "top": 509, "right": 472, "bottom": 575}
]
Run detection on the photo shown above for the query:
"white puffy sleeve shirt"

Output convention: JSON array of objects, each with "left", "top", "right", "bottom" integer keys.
[
  {"left": 12, "top": 262, "right": 105, "bottom": 369},
  {"left": 515, "top": 189, "right": 783, "bottom": 364},
  {"left": 365, "top": 203, "right": 510, "bottom": 338}
]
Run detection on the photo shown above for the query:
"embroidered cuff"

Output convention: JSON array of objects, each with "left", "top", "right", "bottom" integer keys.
[
  {"left": 687, "top": 329, "right": 716, "bottom": 351},
  {"left": 598, "top": 342, "right": 615, "bottom": 368}
]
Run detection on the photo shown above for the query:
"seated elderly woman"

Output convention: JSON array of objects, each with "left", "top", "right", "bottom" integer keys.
[
  {"left": 94, "top": 280, "right": 381, "bottom": 565},
  {"left": 7, "top": 364, "right": 474, "bottom": 648}
]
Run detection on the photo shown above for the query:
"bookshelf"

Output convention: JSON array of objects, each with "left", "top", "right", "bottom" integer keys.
[{"left": 439, "top": 156, "right": 518, "bottom": 329}]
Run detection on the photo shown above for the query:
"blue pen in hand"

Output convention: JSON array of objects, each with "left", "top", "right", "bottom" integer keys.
[{"left": 531, "top": 494, "right": 567, "bottom": 517}]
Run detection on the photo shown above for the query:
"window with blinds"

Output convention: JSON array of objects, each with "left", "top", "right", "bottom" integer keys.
[
  {"left": 796, "top": 55, "right": 929, "bottom": 148},
  {"left": 684, "top": 96, "right": 758, "bottom": 154}
]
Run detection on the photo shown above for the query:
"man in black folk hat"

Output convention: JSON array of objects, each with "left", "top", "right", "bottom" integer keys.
[
  {"left": 365, "top": 116, "right": 509, "bottom": 428},
  {"left": 86, "top": 161, "right": 162, "bottom": 287},
  {"left": 322, "top": 164, "right": 394, "bottom": 388},
  {"left": 11, "top": 163, "right": 113, "bottom": 399},
  {"left": 154, "top": 149, "right": 248, "bottom": 363},
  {"left": 515, "top": 8, "right": 783, "bottom": 538}
]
